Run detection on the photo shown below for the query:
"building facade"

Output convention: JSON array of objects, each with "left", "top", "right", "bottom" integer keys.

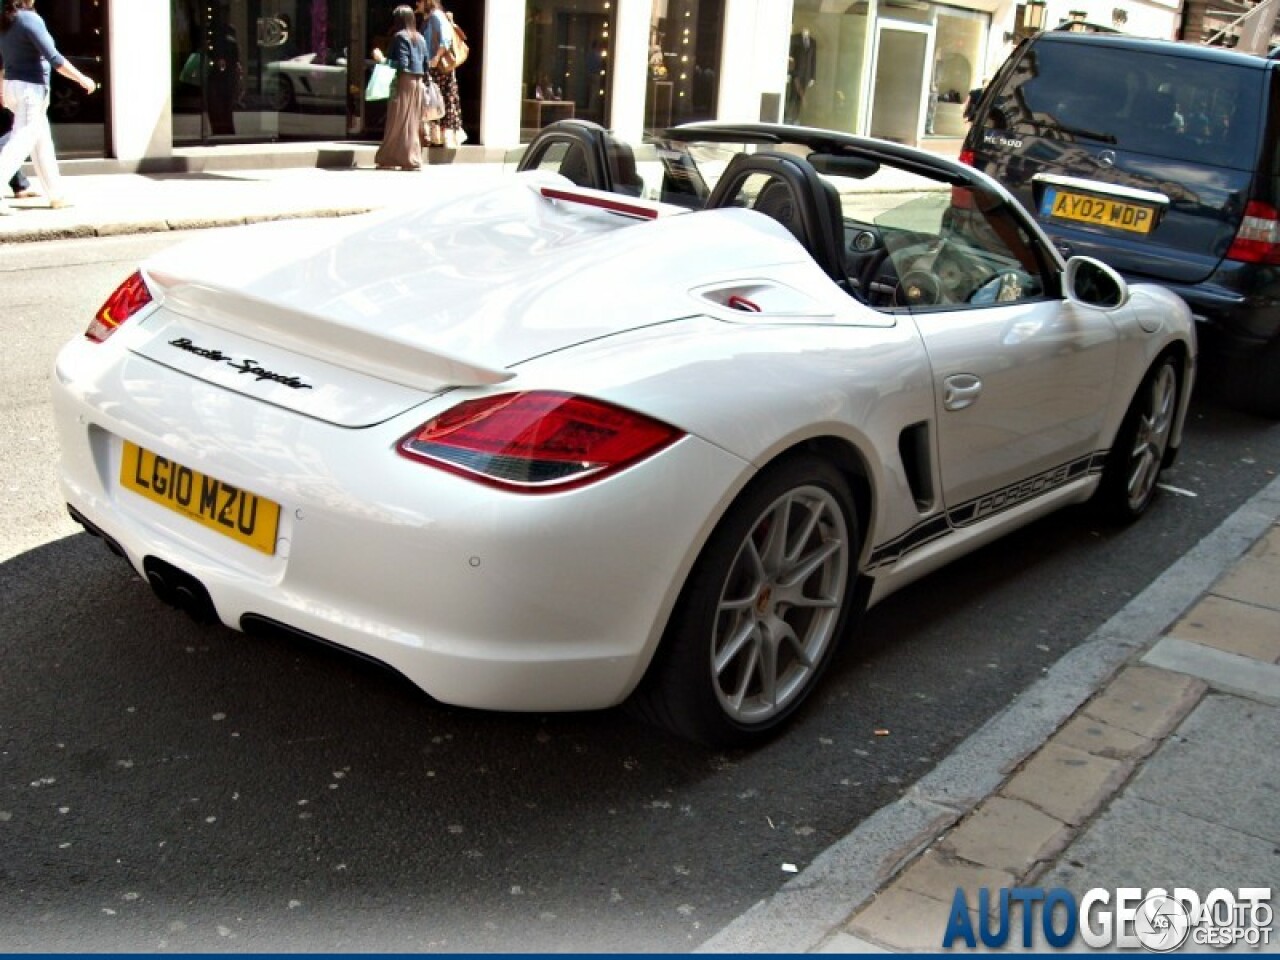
[{"left": 47, "top": 0, "right": 1180, "bottom": 165}]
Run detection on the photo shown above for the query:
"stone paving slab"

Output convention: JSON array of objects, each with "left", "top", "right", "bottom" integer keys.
[
  {"left": 1143, "top": 637, "right": 1280, "bottom": 708},
  {"left": 1123, "top": 694, "right": 1280, "bottom": 843},
  {"left": 1169, "top": 594, "right": 1280, "bottom": 663},
  {"left": 936, "top": 796, "right": 1073, "bottom": 875},
  {"left": 1000, "top": 742, "right": 1128, "bottom": 827},
  {"left": 1038, "top": 792, "right": 1280, "bottom": 898},
  {"left": 1080, "top": 665, "right": 1208, "bottom": 740},
  {"left": 1051, "top": 713, "right": 1156, "bottom": 763},
  {"left": 1210, "top": 524, "right": 1280, "bottom": 612}
]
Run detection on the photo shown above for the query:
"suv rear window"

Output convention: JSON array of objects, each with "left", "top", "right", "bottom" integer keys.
[{"left": 986, "top": 40, "right": 1263, "bottom": 169}]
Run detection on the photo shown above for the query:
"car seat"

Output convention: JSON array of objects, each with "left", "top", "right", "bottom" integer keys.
[
  {"left": 706, "top": 151, "right": 848, "bottom": 286},
  {"left": 607, "top": 141, "right": 645, "bottom": 197}
]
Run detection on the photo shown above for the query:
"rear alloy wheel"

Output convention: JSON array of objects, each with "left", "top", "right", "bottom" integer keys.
[
  {"left": 1097, "top": 354, "right": 1179, "bottom": 523},
  {"left": 632, "top": 456, "right": 859, "bottom": 747},
  {"left": 269, "top": 76, "right": 296, "bottom": 112}
]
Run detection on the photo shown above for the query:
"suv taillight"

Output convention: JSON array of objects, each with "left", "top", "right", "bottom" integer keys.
[
  {"left": 1227, "top": 201, "right": 1280, "bottom": 265},
  {"left": 958, "top": 149, "right": 976, "bottom": 167},
  {"left": 87, "top": 271, "right": 153, "bottom": 342}
]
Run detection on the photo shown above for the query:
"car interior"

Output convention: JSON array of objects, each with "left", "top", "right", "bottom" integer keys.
[
  {"left": 517, "top": 122, "right": 1050, "bottom": 313},
  {"left": 698, "top": 147, "right": 1048, "bottom": 311}
]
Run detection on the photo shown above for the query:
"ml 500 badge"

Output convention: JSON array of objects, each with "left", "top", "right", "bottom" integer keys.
[{"left": 982, "top": 132, "right": 1023, "bottom": 149}]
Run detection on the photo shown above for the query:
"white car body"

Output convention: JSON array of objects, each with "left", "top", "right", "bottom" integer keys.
[{"left": 52, "top": 127, "right": 1196, "bottom": 745}]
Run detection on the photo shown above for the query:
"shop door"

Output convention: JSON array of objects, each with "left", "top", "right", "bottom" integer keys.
[
  {"left": 42, "top": 0, "right": 109, "bottom": 157},
  {"left": 868, "top": 22, "right": 930, "bottom": 145}
]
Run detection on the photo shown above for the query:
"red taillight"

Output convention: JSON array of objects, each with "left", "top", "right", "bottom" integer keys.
[
  {"left": 87, "top": 271, "right": 153, "bottom": 342},
  {"left": 1227, "top": 200, "right": 1280, "bottom": 265},
  {"left": 397, "top": 391, "right": 683, "bottom": 493},
  {"left": 958, "top": 149, "right": 976, "bottom": 167}
]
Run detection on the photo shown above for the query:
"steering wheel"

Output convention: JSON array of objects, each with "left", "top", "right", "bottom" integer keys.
[{"left": 894, "top": 270, "right": 943, "bottom": 307}]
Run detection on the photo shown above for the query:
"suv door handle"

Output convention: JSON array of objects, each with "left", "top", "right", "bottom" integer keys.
[{"left": 944, "top": 374, "right": 983, "bottom": 411}]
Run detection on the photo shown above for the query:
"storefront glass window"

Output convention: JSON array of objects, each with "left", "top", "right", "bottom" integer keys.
[
  {"left": 172, "top": 0, "right": 380, "bottom": 145},
  {"left": 644, "top": 0, "right": 721, "bottom": 132},
  {"left": 927, "top": 8, "right": 986, "bottom": 137},
  {"left": 787, "top": 0, "right": 986, "bottom": 144},
  {"left": 42, "top": 0, "right": 108, "bottom": 158},
  {"left": 786, "top": 1, "right": 870, "bottom": 134},
  {"left": 522, "top": 1, "right": 614, "bottom": 141}
]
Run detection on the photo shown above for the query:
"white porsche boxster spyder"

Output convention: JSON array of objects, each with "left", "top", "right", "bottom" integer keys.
[{"left": 53, "top": 123, "right": 1195, "bottom": 746}]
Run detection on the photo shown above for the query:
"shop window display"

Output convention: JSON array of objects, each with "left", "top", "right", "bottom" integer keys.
[
  {"left": 173, "top": 0, "right": 377, "bottom": 145},
  {"left": 38, "top": 0, "right": 107, "bottom": 158},
  {"left": 787, "top": 0, "right": 985, "bottom": 143},
  {"left": 522, "top": 1, "right": 615, "bottom": 140},
  {"left": 786, "top": 0, "right": 870, "bottom": 135},
  {"left": 644, "top": 0, "right": 722, "bottom": 133}
]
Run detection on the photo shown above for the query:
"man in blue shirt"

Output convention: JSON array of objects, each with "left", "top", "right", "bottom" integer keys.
[{"left": 0, "top": 0, "right": 97, "bottom": 214}]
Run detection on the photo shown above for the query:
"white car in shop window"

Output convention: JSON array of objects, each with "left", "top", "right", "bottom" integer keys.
[
  {"left": 263, "top": 50, "right": 352, "bottom": 111},
  {"left": 52, "top": 123, "right": 1195, "bottom": 747}
]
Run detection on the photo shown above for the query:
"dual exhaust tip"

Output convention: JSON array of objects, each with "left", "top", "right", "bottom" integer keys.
[{"left": 67, "top": 505, "right": 218, "bottom": 624}]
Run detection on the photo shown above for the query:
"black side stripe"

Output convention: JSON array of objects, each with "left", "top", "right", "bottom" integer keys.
[{"left": 867, "top": 449, "right": 1109, "bottom": 570}]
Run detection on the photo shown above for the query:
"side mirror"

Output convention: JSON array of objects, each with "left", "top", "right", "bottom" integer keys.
[{"left": 1063, "top": 256, "right": 1128, "bottom": 309}]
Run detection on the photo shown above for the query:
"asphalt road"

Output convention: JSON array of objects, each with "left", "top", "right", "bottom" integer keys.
[{"left": 1, "top": 232, "right": 1276, "bottom": 951}]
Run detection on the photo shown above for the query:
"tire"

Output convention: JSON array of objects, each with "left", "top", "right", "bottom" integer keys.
[
  {"left": 1096, "top": 353, "right": 1179, "bottom": 523},
  {"left": 268, "top": 76, "right": 296, "bottom": 112},
  {"left": 629, "top": 455, "right": 860, "bottom": 748}
]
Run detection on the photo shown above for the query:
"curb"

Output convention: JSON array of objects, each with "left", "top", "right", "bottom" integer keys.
[
  {"left": 698, "top": 471, "right": 1280, "bottom": 953},
  {"left": 0, "top": 206, "right": 377, "bottom": 245}
]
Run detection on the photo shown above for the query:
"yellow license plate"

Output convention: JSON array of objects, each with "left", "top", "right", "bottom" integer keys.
[
  {"left": 1044, "top": 188, "right": 1157, "bottom": 234},
  {"left": 120, "top": 442, "right": 281, "bottom": 555}
]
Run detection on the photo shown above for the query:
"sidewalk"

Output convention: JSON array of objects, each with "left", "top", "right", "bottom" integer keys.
[
  {"left": 0, "top": 136, "right": 966, "bottom": 246},
  {"left": 703, "top": 473, "right": 1280, "bottom": 954},
  {"left": 0, "top": 159, "right": 510, "bottom": 245}
]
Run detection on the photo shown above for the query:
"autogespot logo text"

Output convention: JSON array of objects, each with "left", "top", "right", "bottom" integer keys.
[{"left": 942, "top": 886, "right": 1273, "bottom": 951}]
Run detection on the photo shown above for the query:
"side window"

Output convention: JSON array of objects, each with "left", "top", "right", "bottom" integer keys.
[
  {"left": 528, "top": 140, "right": 593, "bottom": 188},
  {"left": 940, "top": 187, "right": 1047, "bottom": 306},
  {"left": 841, "top": 170, "right": 1048, "bottom": 311}
]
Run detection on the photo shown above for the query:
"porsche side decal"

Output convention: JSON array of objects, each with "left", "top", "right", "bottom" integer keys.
[{"left": 868, "top": 450, "right": 1109, "bottom": 570}]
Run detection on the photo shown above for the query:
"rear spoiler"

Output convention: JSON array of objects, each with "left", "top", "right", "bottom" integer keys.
[{"left": 145, "top": 270, "right": 514, "bottom": 391}]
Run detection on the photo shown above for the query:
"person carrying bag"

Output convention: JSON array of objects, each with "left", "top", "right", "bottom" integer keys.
[
  {"left": 371, "top": 5, "right": 428, "bottom": 171},
  {"left": 423, "top": 0, "right": 466, "bottom": 149}
]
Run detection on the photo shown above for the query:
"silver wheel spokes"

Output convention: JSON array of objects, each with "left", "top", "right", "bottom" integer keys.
[
  {"left": 1126, "top": 364, "right": 1176, "bottom": 511},
  {"left": 712, "top": 485, "right": 850, "bottom": 724}
]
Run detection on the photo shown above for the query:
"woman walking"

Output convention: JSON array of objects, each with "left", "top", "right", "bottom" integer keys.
[
  {"left": 373, "top": 5, "right": 427, "bottom": 171},
  {"left": 423, "top": 0, "right": 464, "bottom": 149},
  {"left": 0, "top": 0, "right": 96, "bottom": 214}
]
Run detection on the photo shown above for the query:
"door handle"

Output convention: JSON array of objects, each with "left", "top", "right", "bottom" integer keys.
[{"left": 944, "top": 374, "right": 983, "bottom": 411}]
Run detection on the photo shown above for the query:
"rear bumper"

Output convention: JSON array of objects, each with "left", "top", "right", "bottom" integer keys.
[{"left": 53, "top": 336, "right": 749, "bottom": 713}]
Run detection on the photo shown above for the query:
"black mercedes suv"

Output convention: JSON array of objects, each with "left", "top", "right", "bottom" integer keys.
[{"left": 963, "top": 30, "right": 1280, "bottom": 416}]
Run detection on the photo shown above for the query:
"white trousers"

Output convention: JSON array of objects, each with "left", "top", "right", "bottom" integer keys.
[{"left": 0, "top": 79, "right": 62, "bottom": 199}]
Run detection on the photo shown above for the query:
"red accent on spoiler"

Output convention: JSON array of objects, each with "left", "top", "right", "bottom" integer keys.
[{"left": 539, "top": 186, "right": 659, "bottom": 221}]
